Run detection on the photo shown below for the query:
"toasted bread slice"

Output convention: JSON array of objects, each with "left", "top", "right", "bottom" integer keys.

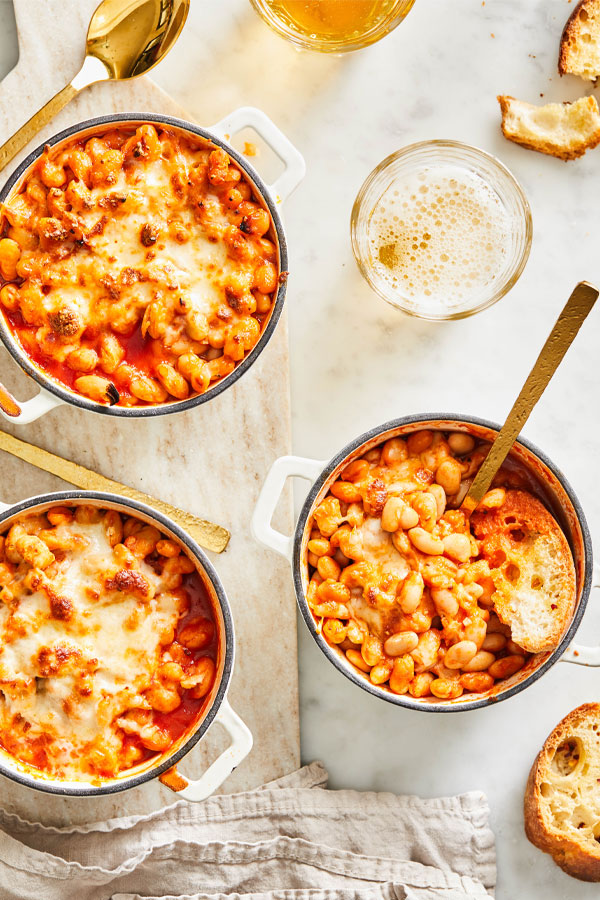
[
  {"left": 559, "top": 0, "right": 600, "bottom": 81},
  {"left": 525, "top": 703, "right": 600, "bottom": 882},
  {"left": 498, "top": 94, "right": 600, "bottom": 160},
  {"left": 471, "top": 490, "right": 576, "bottom": 653}
]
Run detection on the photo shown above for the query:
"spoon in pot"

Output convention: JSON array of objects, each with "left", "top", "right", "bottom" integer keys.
[
  {"left": 459, "top": 281, "right": 598, "bottom": 516},
  {"left": 0, "top": 0, "right": 189, "bottom": 172}
]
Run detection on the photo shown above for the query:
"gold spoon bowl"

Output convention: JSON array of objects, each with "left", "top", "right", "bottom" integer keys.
[{"left": 0, "top": 0, "right": 189, "bottom": 171}]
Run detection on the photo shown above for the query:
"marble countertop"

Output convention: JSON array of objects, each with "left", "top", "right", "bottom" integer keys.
[{"left": 1, "top": 0, "right": 599, "bottom": 897}]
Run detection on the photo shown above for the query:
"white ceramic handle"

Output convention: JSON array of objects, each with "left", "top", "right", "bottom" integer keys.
[
  {"left": 562, "top": 562, "right": 600, "bottom": 666},
  {"left": 167, "top": 700, "right": 252, "bottom": 803},
  {"left": 0, "top": 387, "right": 63, "bottom": 424},
  {"left": 252, "top": 455, "right": 326, "bottom": 561},
  {"left": 210, "top": 106, "right": 305, "bottom": 204}
]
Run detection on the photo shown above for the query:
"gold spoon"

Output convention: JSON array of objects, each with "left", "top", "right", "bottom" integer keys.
[
  {"left": 0, "top": 0, "right": 189, "bottom": 172},
  {"left": 461, "top": 280, "right": 599, "bottom": 515},
  {"left": 0, "top": 427, "right": 230, "bottom": 553}
]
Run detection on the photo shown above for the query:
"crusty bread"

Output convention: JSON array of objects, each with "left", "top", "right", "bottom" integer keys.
[
  {"left": 559, "top": 0, "right": 600, "bottom": 80},
  {"left": 498, "top": 94, "right": 600, "bottom": 160},
  {"left": 525, "top": 703, "right": 600, "bottom": 882},
  {"left": 471, "top": 490, "right": 576, "bottom": 653}
]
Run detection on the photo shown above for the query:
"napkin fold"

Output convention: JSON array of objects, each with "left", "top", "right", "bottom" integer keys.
[{"left": 0, "top": 763, "right": 495, "bottom": 900}]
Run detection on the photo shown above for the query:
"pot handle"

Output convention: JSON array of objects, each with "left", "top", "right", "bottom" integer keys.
[
  {"left": 252, "top": 455, "right": 326, "bottom": 561},
  {"left": 0, "top": 383, "right": 63, "bottom": 424},
  {"left": 210, "top": 107, "right": 305, "bottom": 205},
  {"left": 159, "top": 700, "right": 252, "bottom": 802},
  {"left": 562, "top": 562, "right": 600, "bottom": 666}
]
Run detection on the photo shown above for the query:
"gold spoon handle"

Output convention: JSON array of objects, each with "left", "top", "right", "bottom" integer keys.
[
  {"left": 0, "top": 82, "right": 78, "bottom": 173},
  {"left": 0, "top": 428, "right": 230, "bottom": 553},
  {"left": 461, "top": 280, "right": 599, "bottom": 515}
]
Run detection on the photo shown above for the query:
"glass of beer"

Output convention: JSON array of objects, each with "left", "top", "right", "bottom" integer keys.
[
  {"left": 350, "top": 141, "right": 533, "bottom": 320},
  {"left": 249, "top": 0, "right": 416, "bottom": 53}
]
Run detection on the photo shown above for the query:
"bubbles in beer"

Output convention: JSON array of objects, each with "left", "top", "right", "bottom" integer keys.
[{"left": 368, "top": 166, "right": 512, "bottom": 314}]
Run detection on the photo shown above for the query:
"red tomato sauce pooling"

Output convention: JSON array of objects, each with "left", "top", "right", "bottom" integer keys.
[{"left": 136, "top": 570, "right": 220, "bottom": 765}]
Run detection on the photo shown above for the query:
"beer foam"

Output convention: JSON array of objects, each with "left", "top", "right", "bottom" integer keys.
[{"left": 368, "top": 164, "right": 512, "bottom": 315}]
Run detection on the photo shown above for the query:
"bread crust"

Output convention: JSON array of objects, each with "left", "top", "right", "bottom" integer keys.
[
  {"left": 472, "top": 490, "right": 576, "bottom": 652},
  {"left": 559, "top": 0, "right": 600, "bottom": 77},
  {"left": 524, "top": 703, "right": 600, "bottom": 882},
  {"left": 498, "top": 94, "right": 600, "bottom": 160}
]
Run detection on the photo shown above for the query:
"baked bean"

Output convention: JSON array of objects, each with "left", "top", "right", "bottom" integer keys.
[
  {"left": 341, "top": 459, "right": 369, "bottom": 482},
  {"left": 307, "top": 537, "right": 330, "bottom": 557},
  {"left": 411, "top": 492, "right": 438, "bottom": 532},
  {"left": 369, "top": 661, "right": 393, "bottom": 685},
  {"left": 487, "top": 614, "right": 511, "bottom": 635},
  {"left": 130, "top": 375, "right": 168, "bottom": 404},
  {"left": 408, "top": 527, "right": 444, "bottom": 556},
  {"left": 460, "top": 673, "right": 494, "bottom": 693},
  {"left": 444, "top": 640, "right": 478, "bottom": 669},
  {"left": 381, "top": 438, "right": 408, "bottom": 465},
  {"left": 389, "top": 654, "right": 414, "bottom": 694},
  {"left": 411, "top": 629, "right": 441, "bottom": 672},
  {"left": 317, "top": 579, "right": 350, "bottom": 605},
  {"left": 506, "top": 639, "right": 525, "bottom": 656},
  {"left": 346, "top": 648, "right": 371, "bottom": 672},
  {"left": 481, "top": 633, "right": 506, "bottom": 652},
  {"left": 347, "top": 619, "right": 367, "bottom": 645},
  {"left": 361, "top": 635, "right": 383, "bottom": 667},
  {"left": 330, "top": 481, "right": 362, "bottom": 503},
  {"left": 461, "top": 650, "right": 496, "bottom": 672},
  {"left": 323, "top": 618, "right": 347, "bottom": 644},
  {"left": 346, "top": 503, "right": 364, "bottom": 528},
  {"left": 435, "top": 459, "right": 462, "bottom": 496},
  {"left": 428, "top": 483, "right": 446, "bottom": 519},
  {"left": 407, "top": 430, "right": 433, "bottom": 454},
  {"left": 488, "top": 655, "right": 525, "bottom": 679},
  {"left": 431, "top": 588, "right": 459, "bottom": 618},
  {"left": 442, "top": 533, "right": 471, "bottom": 563},
  {"left": 179, "top": 617, "right": 214, "bottom": 650},
  {"left": 381, "top": 496, "right": 405, "bottom": 532},
  {"left": 398, "top": 571, "right": 424, "bottom": 614},
  {"left": 317, "top": 555, "right": 341, "bottom": 581},
  {"left": 463, "top": 618, "right": 487, "bottom": 649},
  {"left": 307, "top": 551, "right": 319, "bottom": 568},
  {"left": 156, "top": 362, "right": 190, "bottom": 400},
  {"left": 448, "top": 432, "right": 475, "bottom": 455},
  {"left": 409, "top": 672, "right": 435, "bottom": 698},
  {"left": 479, "top": 488, "right": 506, "bottom": 510},
  {"left": 384, "top": 630, "right": 419, "bottom": 657},
  {"left": 430, "top": 678, "right": 463, "bottom": 700}
]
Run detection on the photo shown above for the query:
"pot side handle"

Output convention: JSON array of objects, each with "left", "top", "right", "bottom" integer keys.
[
  {"left": 210, "top": 106, "right": 305, "bottom": 205},
  {"left": 0, "top": 383, "right": 63, "bottom": 424},
  {"left": 252, "top": 455, "right": 326, "bottom": 561},
  {"left": 562, "top": 562, "right": 600, "bottom": 666},
  {"left": 159, "top": 700, "right": 252, "bottom": 803}
]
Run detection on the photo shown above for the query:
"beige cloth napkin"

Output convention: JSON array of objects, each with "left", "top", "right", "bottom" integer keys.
[{"left": 0, "top": 763, "right": 495, "bottom": 900}]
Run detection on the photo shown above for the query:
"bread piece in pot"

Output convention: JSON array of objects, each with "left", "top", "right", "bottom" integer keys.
[
  {"left": 471, "top": 491, "right": 576, "bottom": 653},
  {"left": 559, "top": 0, "right": 600, "bottom": 81},
  {"left": 525, "top": 703, "right": 600, "bottom": 882}
]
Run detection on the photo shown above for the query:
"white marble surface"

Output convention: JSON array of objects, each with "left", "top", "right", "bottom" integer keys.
[{"left": 1, "top": 0, "right": 600, "bottom": 897}]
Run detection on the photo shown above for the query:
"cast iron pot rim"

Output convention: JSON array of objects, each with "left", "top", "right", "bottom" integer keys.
[
  {"left": 0, "top": 489, "right": 234, "bottom": 796},
  {"left": 291, "top": 412, "right": 593, "bottom": 713},
  {"left": 0, "top": 112, "right": 289, "bottom": 418}
]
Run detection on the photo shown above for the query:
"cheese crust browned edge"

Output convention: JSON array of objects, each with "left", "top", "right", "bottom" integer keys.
[
  {"left": 497, "top": 95, "right": 600, "bottom": 161},
  {"left": 559, "top": 0, "right": 587, "bottom": 75},
  {"left": 524, "top": 703, "right": 600, "bottom": 882}
]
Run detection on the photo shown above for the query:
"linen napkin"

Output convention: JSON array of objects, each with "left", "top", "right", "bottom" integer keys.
[{"left": 0, "top": 762, "right": 495, "bottom": 899}]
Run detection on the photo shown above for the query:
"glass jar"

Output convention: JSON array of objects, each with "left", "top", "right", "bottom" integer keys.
[
  {"left": 249, "top": 0, "right": 416, "bottom": 53},
  {"left": 350, "top": 140, "right": 533, "bottom": 321}
]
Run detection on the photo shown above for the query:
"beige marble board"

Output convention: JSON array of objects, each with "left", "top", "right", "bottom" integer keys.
[{"left": 0, "top": 0, "right": 299, "bottom": 824}]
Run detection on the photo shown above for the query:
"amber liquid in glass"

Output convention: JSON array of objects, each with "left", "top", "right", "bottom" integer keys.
[{"left": 257, "top": 0, "right": 415, "bottom": 49}]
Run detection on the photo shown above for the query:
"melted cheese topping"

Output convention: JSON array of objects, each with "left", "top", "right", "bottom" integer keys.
[
  {"left": 0, "top": 124, "right": 278, "bottom": 407},
  {"left": 0, "top": 509, "right": 215, "bottom": 782}
]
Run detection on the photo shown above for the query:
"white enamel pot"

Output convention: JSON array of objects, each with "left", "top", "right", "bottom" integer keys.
[
  {"left": 0, "top": 490, "right": 252, "bottom": 800},
  {"left": 0, "top": 107, "right": 305, "bottom": 422},
  {"left": 252, "top": 414, "right": 600, "bottom": 712}
]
